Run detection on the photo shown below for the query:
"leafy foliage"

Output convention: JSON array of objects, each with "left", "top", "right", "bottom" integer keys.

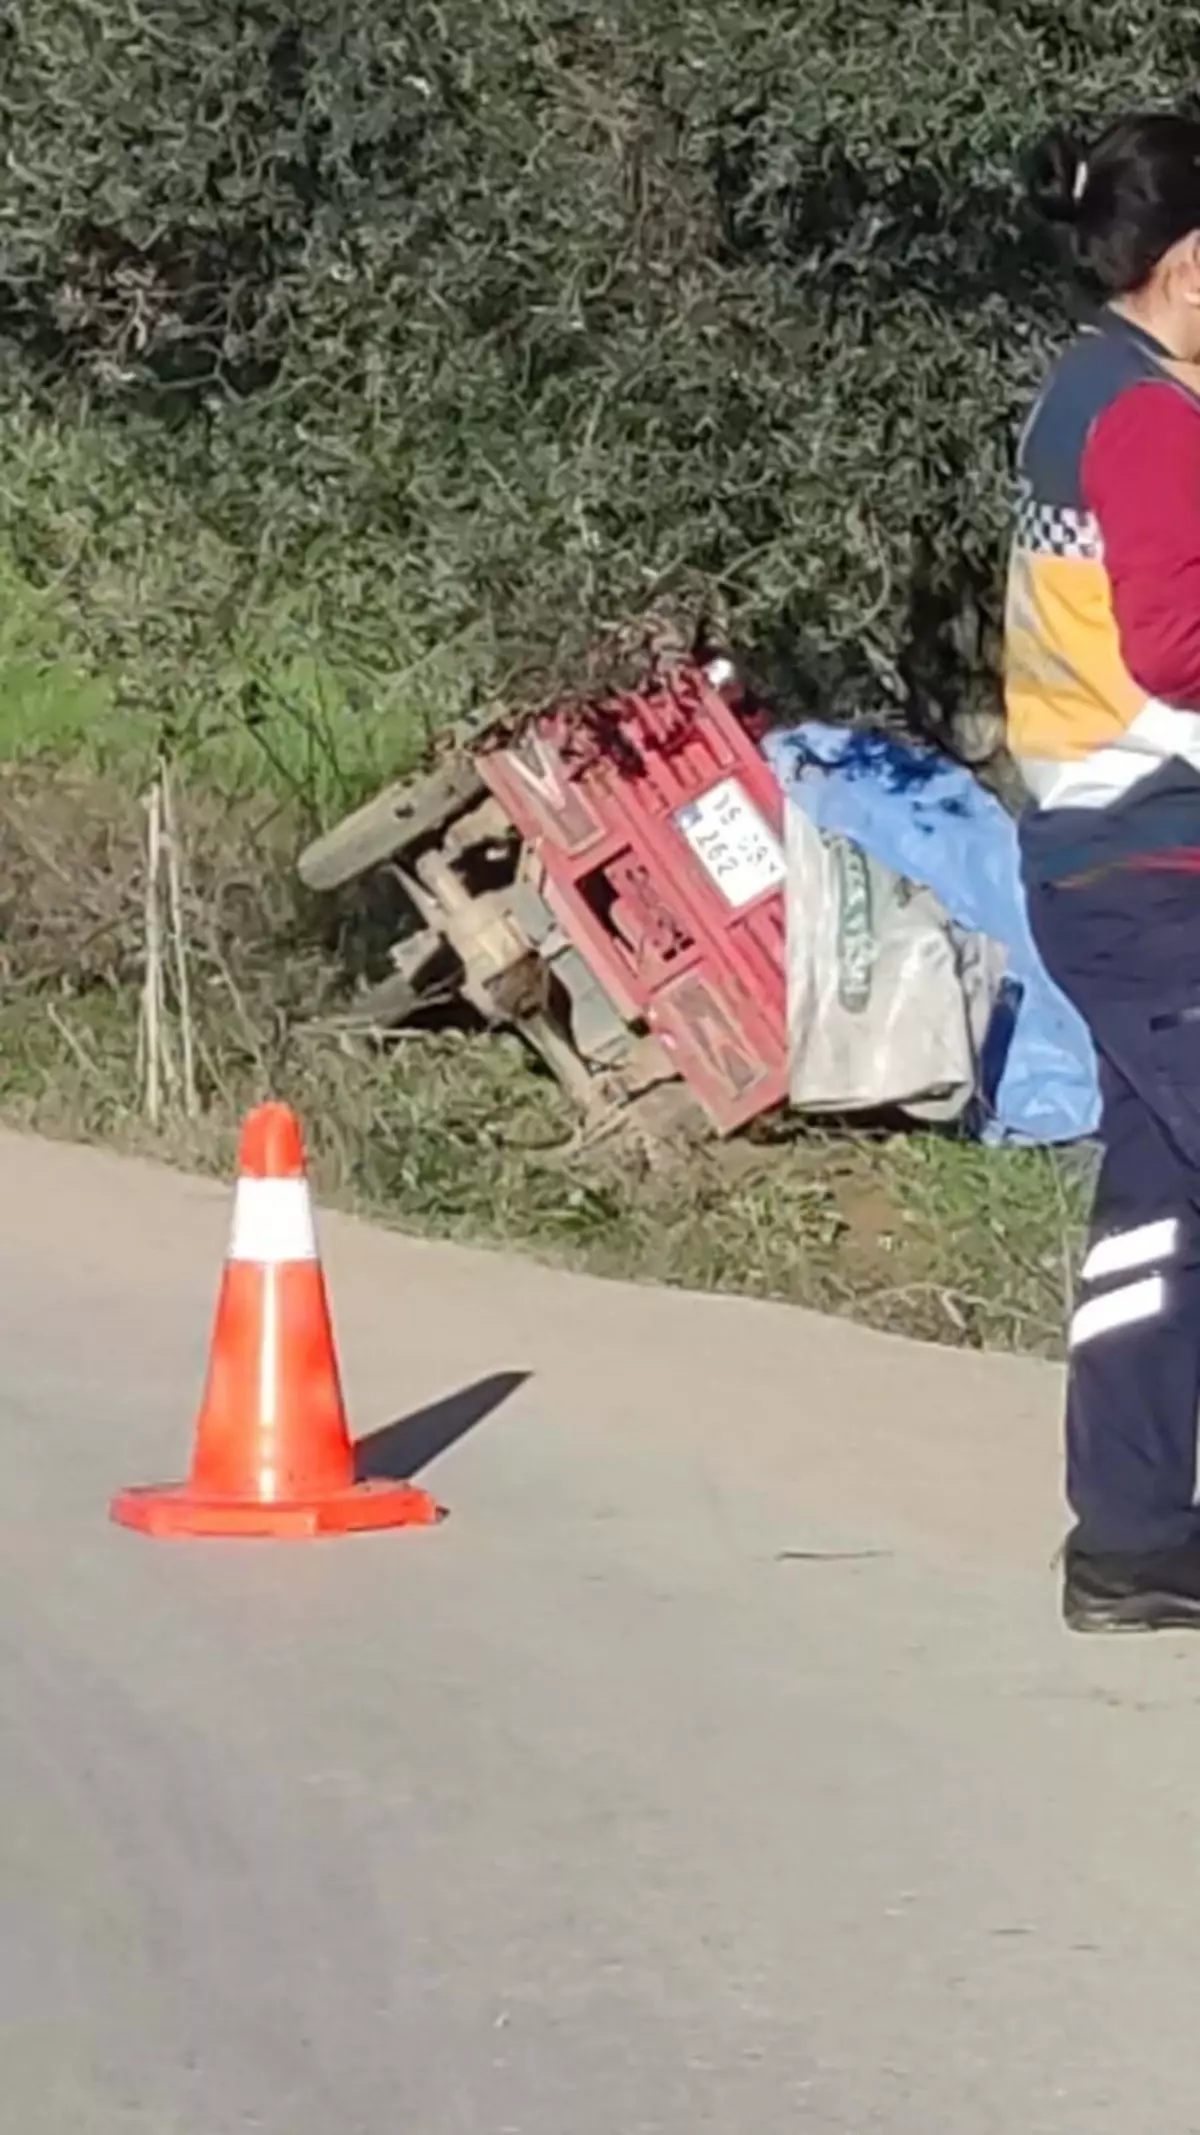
[{"left": 0, "top": 0, "right": 1196, "bottom": 759}]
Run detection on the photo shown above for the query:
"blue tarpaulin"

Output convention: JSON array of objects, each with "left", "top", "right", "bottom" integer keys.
[{"left": 762, "top": 724, "right": 1100, "bottom": 1145}]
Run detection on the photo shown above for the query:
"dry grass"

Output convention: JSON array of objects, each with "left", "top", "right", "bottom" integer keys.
[{"left": 0, "top": 762, "right": 1087, "bottom": 1359}]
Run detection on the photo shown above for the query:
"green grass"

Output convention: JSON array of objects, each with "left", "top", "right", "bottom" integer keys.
[
  {"left": 0, "top": 539, "right": 1086, "bottom": 1361},
  {"left": 0, "top": 552, "right": 468, "bottom": 808},
  {"left": 0, "top": 559, "right": 118, "bottom": 760},
  {"left": 0, "top": 980, "right": 1086, "bottom": 1360}
]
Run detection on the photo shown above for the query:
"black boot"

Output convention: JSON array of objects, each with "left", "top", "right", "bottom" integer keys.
[{"left": 1064, "top": 1539, "right": 1200, "bottom": 1633}]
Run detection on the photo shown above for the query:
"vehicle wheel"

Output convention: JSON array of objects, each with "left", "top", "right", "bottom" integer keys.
[{"left": 298, "top": 754, "right": 487, "bottom": 893}]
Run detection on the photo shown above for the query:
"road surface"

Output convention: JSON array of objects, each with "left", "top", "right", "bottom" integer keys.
[{"left": 2, "top": 1128, "right": 1199, "bottom": 2134}]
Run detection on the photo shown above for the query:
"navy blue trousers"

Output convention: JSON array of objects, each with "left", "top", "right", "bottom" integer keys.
[{"left": 1026, "top": 864, "right": 1200, "bottom": 1554}]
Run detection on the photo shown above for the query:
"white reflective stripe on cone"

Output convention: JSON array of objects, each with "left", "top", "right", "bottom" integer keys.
[
  {"left": 228, "top": 1178, "right": 318, "bottom": 1265},
  {"left": 1070, "top": 1274, "right": 1165, "bottom": 1352},
  {"left": 1081, "top": 1218, "right": 1179, "bottom": 1285}
]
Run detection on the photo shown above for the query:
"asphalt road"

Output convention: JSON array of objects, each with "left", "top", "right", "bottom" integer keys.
[{"left": 4, "top": 1128, "right": 1200, "bottom": 2135}]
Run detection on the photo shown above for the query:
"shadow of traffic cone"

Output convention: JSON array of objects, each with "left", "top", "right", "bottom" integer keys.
[{"left": 110, "top": 1103, "right": 444, "bottom": 1538}]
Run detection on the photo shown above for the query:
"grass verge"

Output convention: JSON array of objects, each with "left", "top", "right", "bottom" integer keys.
[{"left": 0, "top": 751, "right": 1087, "bottom": 1361}]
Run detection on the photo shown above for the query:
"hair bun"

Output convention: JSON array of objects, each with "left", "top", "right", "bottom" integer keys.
[{"left": 1027, "top": 128, "right": 1087, "bottom": 226}]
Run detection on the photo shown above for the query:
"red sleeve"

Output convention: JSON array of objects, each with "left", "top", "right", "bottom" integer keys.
[{"left": 1083, "top": 381, "right": 1200, "bottom": 708}]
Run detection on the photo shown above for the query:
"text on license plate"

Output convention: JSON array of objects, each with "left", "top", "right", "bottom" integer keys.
[{"left": 675, "top": 778, "right": 787, "bottom": 910}]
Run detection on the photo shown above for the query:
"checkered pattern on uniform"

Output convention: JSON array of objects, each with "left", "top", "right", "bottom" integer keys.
[{"left": 1014, "top": 482, "right": 1103, "bottom": 561}]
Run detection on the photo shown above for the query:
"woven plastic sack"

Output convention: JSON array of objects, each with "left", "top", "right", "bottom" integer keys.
[{"left": 786, "top": 799, "right": 1001, "bottom": 1121}]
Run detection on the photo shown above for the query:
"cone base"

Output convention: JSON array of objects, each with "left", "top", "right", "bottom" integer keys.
[{"left": 110, "top": 1476, "right": 444, "bottom": 1539}]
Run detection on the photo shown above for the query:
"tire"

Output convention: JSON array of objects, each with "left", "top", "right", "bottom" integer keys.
[{"left": 298, "top": 754, "right": 487, "bottom": 893}]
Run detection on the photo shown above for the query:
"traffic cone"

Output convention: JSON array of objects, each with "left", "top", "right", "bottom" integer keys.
[{"left": 110, "top": 1103, "right": 444, "bottom": 1538}]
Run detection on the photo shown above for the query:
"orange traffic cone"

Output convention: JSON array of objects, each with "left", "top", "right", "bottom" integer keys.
[{"left": 110, "top": 1103, "right": 443, "bottom": 1538}]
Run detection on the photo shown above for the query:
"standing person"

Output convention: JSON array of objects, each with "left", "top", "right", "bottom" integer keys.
[{"left": 1010, "top": 115, "right": 1200, "bottom": 1630}]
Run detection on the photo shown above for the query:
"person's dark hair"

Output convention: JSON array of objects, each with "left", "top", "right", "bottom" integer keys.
[{"left": 1027, "top": 115, "right": 1200, "bottom": 294}]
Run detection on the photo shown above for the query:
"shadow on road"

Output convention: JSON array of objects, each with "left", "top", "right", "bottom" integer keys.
[{"left": 353, "top": 1372, "right": 529, "bottom": 1482}]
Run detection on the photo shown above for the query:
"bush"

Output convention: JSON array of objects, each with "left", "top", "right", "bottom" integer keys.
[{"left": 0, "top": 0, "right": 1197, "bottom": 771}]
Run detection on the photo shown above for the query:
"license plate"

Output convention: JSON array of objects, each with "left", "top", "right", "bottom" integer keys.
[{"left": 675, "top": 778, "right": 787, "bottom": 910}]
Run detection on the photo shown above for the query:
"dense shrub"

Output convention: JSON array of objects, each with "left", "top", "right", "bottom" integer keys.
[{"left": 0, "top": 0, "right": 1197, "bottom": 765}]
